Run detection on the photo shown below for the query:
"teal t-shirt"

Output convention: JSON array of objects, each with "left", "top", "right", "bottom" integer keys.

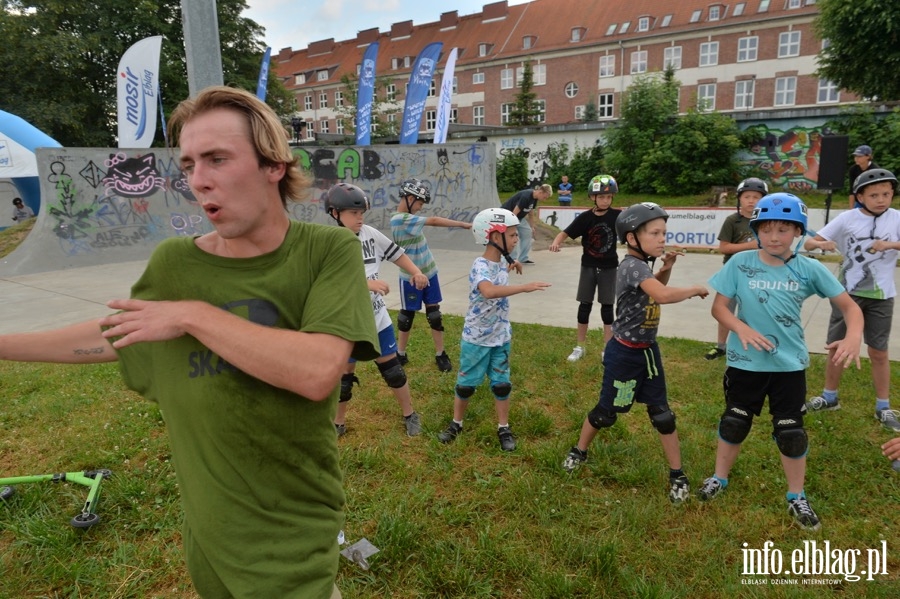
[
  {"left": 116, "top": 220, "right": 378, "bottom": 599},
  {"left": 709, "top": 250, "right": 844, "bottom": 372}
]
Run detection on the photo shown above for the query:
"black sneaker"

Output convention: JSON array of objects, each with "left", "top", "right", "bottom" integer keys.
[
  {"left": 435, "top": 351, "right": 452, "bottom": 372},
  {"left": 562, "top": 447, "right": 587, "bottom": 472},
  {"left": 697, "top": 476, "right": 725, "bottom": 501},
  {"left": 335, "top": 423, "right": 346, "bottom": 437},
  {"left": 669, "top": 475, "right": 690, "bottom": 505},
  {"left": 787, "top": 496, "right": 821, "bottom": 531},
  {"left": 397, "top": 352, "right": 409, "bottom": 366},
  {"left": 704, "top": 347, "right": 726, "bottom": 360},
  {"left": 438, "top": 421, "right": 462, "bottom": 444},
  {"left": 497, "top": 426, "right": 517, "bottom": 451}
]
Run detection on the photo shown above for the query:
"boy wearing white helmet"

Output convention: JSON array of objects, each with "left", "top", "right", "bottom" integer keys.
[
  {"left": 436, "top": 208, "right": 551, "bottom": 451},
  {"left": 804, "top": 169, "right": 900, "bottom": 435}
]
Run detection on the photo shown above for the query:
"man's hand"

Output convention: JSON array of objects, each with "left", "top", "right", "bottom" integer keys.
[{"left": 100, "top": 298, "right": 197, "bottom": 349}]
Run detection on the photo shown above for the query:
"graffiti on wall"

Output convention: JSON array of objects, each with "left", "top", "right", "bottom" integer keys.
[
  {"left": 497, "top": 137, "right": 567, "bottom": 188},
  {"left": 742, "top": 125, "right": 823, "bottom": 192}
]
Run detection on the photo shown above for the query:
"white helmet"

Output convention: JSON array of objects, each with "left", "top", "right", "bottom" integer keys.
[{"left": 472, "top": 208, "right": 519, "bottom": 245}]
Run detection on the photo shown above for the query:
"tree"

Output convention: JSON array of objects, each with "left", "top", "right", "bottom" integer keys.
[
  {"left": 815, "top": 0, "right": 900, "bottom": 102},
  {"left": 580, "top": 100, "right": 598, "bottom": 122},
  {"left": 507, "top": 61, "right": 541, "bottom": 127},
  {"left": 0, "top": 0, "right": 292, "bottom": 147},
  {"left": 825, "top": 105, "right": 900, "bottom": 191},
  {"left": 332, "top": 73, "right": 401, "bottom": 140}
]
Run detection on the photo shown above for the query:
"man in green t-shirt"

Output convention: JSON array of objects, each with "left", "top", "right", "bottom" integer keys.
[{"left": 0, "top": 87, "right": 379, "bottom": 599}]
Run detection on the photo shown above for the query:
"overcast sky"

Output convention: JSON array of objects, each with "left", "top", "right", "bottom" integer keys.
[{"left": 244, "top": 0, "right": 531, "bottom": 52}]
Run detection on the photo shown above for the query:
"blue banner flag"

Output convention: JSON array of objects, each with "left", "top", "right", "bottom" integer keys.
[
  {"left": 256, "top": 47, "right": 272, "bottom": 101},
  {"left": 355, "top": 42, "right": 379, "bottom": 145},
  {"left": 400, "top": 42, "right": 443, "bottom": 145}
]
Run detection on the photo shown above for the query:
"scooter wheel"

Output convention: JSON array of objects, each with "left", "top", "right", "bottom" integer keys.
[
  {"left": 0, "top": 486, "right": 15, "bottom": 500},
  {"left": 71, "top": 512, "right": 100, "bottom": 528}
]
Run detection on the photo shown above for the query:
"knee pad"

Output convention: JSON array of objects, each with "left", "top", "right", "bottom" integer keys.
[
  {"left": 397, "top": 309, "right": 415, "bottom": 332},
  {"left": 339, "top": 374, "right": 359, "bottom": 403},
  {"left": 773, "top": 419, "right": 808, "bottom": 458},
  {"left": 600, "top": 303, "right": 614, "bottom": 326},
  {"left": 425, "top": 305, "right": 444, "bottom": 331},
  {"left": 576, "top": 302, "right": 592, "bottom": 325},
  {"left": 455, "top": 385, "right": 476, "bottom": 399},
  {"left": 491, "top": 382, "right": 512, "bottom": 400},
  {"left": 648, "top": 405, "right": 677, "bottom": 435},
  {"left": 718, "top": 405, "right": 753, "bottom": 444},
  {"left": 588, "top": 406, "right": 617, "bottom": 430},
  {"left": 377, "top": 357, "right": 407, "bottom": 389}
]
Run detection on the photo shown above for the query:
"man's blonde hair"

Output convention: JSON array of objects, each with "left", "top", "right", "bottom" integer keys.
[
  {"left": 538, "top": 183, "right": 553, "bottom": 196},
  {"left": 167, "top": 86, "right": 309, "bottom": 206}
]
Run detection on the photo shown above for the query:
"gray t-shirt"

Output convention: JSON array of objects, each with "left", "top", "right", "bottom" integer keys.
[{"left": 612, "top": 255, "right": 660, "bottom": 346}]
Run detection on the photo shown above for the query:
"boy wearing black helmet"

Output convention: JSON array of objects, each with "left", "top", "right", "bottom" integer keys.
[
  {"left": 699, "top": 193, "right": 863, "bottom": 530},
  {"left": 705, "top": 177, "right": 768, "bottom": 360},
  {"left": 390, "top": 178, "right": 473, "bottom": 372},
  {"left": 562, "top": 203, "right": 708, "bottom": 505},
  {"left": 804, "top": 169, "right": 900, "bottom": 434}
]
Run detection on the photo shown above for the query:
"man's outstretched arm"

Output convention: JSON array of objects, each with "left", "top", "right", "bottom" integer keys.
[{"left": 0, "top": 320, "right": 117, "bottom": 364}]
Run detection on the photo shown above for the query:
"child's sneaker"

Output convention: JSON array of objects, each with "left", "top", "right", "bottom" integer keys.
[
  {"left": 669, "top": 475, "right": 690, "bottom": 505},
  {"left": 704, "top": 346, "right": 726, "bottom": 360},
  {"left": 435, "top": 351, "right": 453, "bottom": 372},
  {"left": 875, "top": 408, "right": 900, "bottom": 432},
  {"left": 497, "top": 426, "right": 517, "bottom": 451},
  {"left": 562, "top": 447, "right": 587, "bottom": 472},
  {"left": 567, "top": 346, "right": 585, "bottom": 362},
  {"left": 697, "top": 476, "right": 724, "bottom": 501},
  {"left": 787, "top": 496, "right": 821, "bottom": 531},
  {"left": 335, "top": 423, "right": 346, "bottom": 437},
  {"left": 404, "top": 412, "right": 422, "bottom": 437},
  {"left": 806, "top": 395, "right": 840, "bottom": 412},
  {"left": 438, "top": 421, "right": 462, "bottom": 444}
]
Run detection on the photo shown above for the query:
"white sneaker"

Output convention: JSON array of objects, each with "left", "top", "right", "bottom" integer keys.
[{"left": 567, "top": 346, "right": 585, "bottom": 362}]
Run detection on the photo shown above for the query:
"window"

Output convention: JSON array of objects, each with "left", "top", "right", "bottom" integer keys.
[
  {"left": 778, "top": 31, "right": 801, "bottom": 58},
  {"left": 630, "top": 50, "right": 647, "bottom": 74},
  {"left": 335, "top": 91, "right": 343, "bottom": 107},
  {"left": 523, "top": 35, "right": 536, "bottom": 49},
  {"left": 690, "top": 10, "right": 702, "bottom": 23},
  {"left": 478, "top": 43, "right": 490, "bottom": 57},
  {"left": 319, "top": 119, "right": 329, "bottom": 134},
  {"left": 599, "top": 55, "right": 615, "bottom": 78},
  {"left": 294, "top": 74, "right": 305, "bottom": 85},
  {"left": 534, "top": 63, "right": 546, "bottom": 85},
  {"left": 788, "top": 0, "right": 801, "bottom": 8},
  {"left": 391, "top": 57, "right": 400, "bottom": 69},
  {"left": 605, "top": 24, "right": 617, "bottom": 36},
  {"left": 661, "top": 14, "right": 672, "bottom": 27},
  {"left": 733, "top": 2, "right": 745, "bottom": 16},
  {"left": 305, "top": 121, "right": 314, "bottom": 139},
  {"left": 565, "top": 82, "right": 579, "bottom": 98},
  {"left": 738, "top": 36, "right": 758, "bottom": 62},
  {"left": 709, "top": 6, "right": 720, "bottom": 21},
  {"left": 473, "top": 72, "right": 485, "bottom": 85},
  {"left": 817, "top": 79, "right": 840, "bottom": 103},
  {"left": 637, "top": 17, "right": 649, "bottom": 32},
  {"left": 452, "top": 77, "right": 458, "bottom": 94},
  {"left": 501, "top": 68, "right": 513, "bottom": 89},
  {"left": 664, "top": 46, "right": 682, "bottom": 70},
  {"left": 598, "top": 93, "right": 614, "bottom": 118},
  {"left": 450, "top": 108, "right": 458, "bottom": 124},
  {"left": 473, "top": 105, "right": 484, "bottom": 126},
  {"left": 501, "top": 103, "right": 514, "bottom": 125},
  {"left": 758, "top": 0, "right": 770, "bottom": 12},
  {"left": 317, "top": 70, "right": 328, "bottom": 82},
  {"left": 304, "top": 95, "right": 312, "bottom": 110},
  {"left": 425, "top": 110, "right": 436, "bottom": 131},
  {"left": 336, "top": 119, "right": 344, "bottom": 135},
  {"left": 403, "top": 56, "right": 411, "bottom": 68},
  {"left": 319, "top": 92, "right": 328, "bottom": 109},
  {"left": 774, "top": 76, "right": 797, "bottom": 106},
  {"left": 699, "top": 41, "right": 719, "bottom": 67},
  {"left": 428, "top": 80, "right": 436, "bottom": 97},
  {"left": 570, "top": 27, "right": 584, "bottom": 42},
  {"left": 697, "top": 84, "right": 716, "bottom": 111},
  {"left": 534, "top": 100, "right": 546, "bottom": 123},
  {"left": 386, "top": 83, "right": 396, "bottom": 101},
  {"left": 734, "top": 80, "right": 755, "bottom": 109},
  {"left": 618, "top": 22, "right": 630, "bottom": 34}
]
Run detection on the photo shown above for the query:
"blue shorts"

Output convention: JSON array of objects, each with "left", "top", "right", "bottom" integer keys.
[
  {"left": 596, "top": 338, "right": 668, "bottom": 413},
  {"left": 456, "top": 340, "right": 511, "bottom": 396},
  {"left": 350, "top": 325, "right": 397, "bottom": 363},
  {"left": 400, "top": 274, "right": 443, "bottom": 311}
]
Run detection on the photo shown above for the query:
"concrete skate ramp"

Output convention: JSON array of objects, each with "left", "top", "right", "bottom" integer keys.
[{"left": 0, "top": 143, "right": 495, "bottom": 276}]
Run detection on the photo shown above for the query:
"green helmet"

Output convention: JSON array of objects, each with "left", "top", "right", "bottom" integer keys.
[{"left": 589, "top": 174, "right": 618, "bottom": 195}]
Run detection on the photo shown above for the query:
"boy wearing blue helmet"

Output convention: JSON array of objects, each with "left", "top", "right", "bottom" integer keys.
[{"left": 699, "top": 193, "right": 863, "bottom": 531}]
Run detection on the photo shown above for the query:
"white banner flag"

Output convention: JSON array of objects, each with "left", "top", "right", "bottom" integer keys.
[
  {"left": 117, "top": 36, "right": 163, "bottom": 148},
  {"left": 433, "top": 48, "right": 457, "bottom": 144}
]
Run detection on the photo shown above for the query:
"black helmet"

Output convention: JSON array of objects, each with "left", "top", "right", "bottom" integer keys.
[
  {"left": 853, "top": 169, "right": 898, "bottom": 194},
  {"left": 400, "top": 178, "right": 431, "bottom": 203},
  {"left": 325, "top": 183, "right": 369, "bottom": 213},
  {"left": 736, "top": 177, "right": 768, "bottom": 199},
  {"left": 615, "top": 202, "right": 669, "bottom": 244}
]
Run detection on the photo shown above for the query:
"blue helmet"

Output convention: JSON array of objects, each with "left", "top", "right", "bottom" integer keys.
[{"left": 750, "top": 193, "right": 808, "bottom": 235}]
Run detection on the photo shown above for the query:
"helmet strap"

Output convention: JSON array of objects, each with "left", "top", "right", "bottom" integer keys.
[
  {"left": 488, "top": 237, "right": 515, "bottom": 264},
  {"left": 328, "top": 209, "right": 344, "bottom": 227}
]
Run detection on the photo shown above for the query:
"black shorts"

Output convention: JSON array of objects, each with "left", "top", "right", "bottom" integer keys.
[{"left": 723, "top": 367, "right": 806, "bottom": 425}]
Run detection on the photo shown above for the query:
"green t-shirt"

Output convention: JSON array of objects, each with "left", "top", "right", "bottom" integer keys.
[{"left": 115, "top": 221, "right": 379, "bottom": 599}]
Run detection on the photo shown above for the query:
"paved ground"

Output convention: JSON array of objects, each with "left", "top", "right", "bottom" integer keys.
[{"left": 2, "top": 244, "right": 898, "bottom": 360}]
